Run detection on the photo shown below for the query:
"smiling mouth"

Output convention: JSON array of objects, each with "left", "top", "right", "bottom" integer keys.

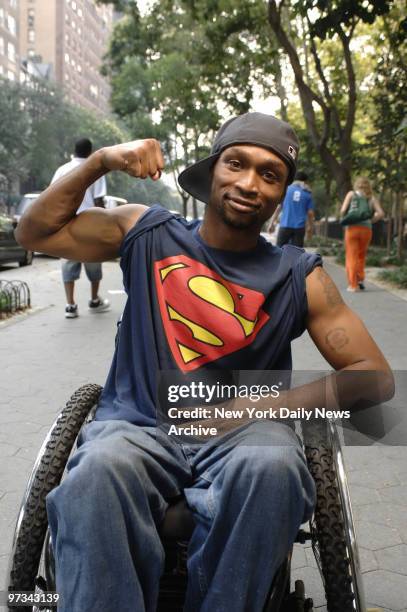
[{"left": 225, "top": 196, "right": 260, "bottom": 213}]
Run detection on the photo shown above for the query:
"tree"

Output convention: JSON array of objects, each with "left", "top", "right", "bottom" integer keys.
[
  {"left": 267, "top": 0, "right": 394, "bottom": 199},
  {"left": 101, "top": 1, "right": 221, "bottom": 215},
  {"left": 368, "top": 3, "right": 407, "bottom": 258},
  {"left": 101, "top": 0, "right": 402, "bottom": 208},
  {"left": 0, "top": 79, "right": 30, "bottom": 195},
  {"left": 0, "top": 76, "right": 180, "bottom": 209}
]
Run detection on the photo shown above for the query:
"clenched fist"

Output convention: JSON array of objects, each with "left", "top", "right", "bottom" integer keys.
[{"left": 100, "top": 139, "right": 164, "bottom": 181}]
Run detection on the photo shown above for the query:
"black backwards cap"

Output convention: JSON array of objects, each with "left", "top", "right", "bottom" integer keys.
[{"left": 178, "top": 112, "right": 299, "bottom": 203}]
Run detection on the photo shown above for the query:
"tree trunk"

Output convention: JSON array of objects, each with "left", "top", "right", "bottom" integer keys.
[
  {"left": 267, "top": 1, "right": 354, "bottom": 199},
  {"left": 182, "top": 194, "right": 189, "bottom": 218},
  {"left": 386, "top": 213, "right": 392, "bottom": 256},
  {"left": 397, "top": 191, "right": 404, "bottom": 261},
  {"left": 192, "top": 197, "right": 198, "bottom": 219},
  {"left": 273, "top": 57, "right": 288, "bottom": 122},
  {"left": 324, "top": 175, "right": 332, "bottom": 237}
]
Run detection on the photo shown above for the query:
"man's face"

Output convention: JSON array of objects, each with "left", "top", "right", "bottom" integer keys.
[{"left": 208, "top": 145, "right": 289, "bottom": 230}]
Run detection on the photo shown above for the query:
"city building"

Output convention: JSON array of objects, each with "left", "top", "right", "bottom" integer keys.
[
  {"left": 0, "top": 0, "right": 20, "bottom": 82},
  {"left": 19, "top": 0, "right": 114, "bottom": 114}
]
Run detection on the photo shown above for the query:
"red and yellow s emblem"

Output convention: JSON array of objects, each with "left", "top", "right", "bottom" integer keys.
[{"left": 154, "top": 255, "right": 269, "bottom": 372}]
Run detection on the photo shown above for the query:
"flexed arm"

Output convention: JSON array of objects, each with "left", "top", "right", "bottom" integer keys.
[{"left": 15, "top": 139, "right": 164, "bottom": 262}]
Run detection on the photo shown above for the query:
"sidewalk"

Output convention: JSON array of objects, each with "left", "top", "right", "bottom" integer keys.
[
  {"left": 291, "top": 257, "right": 407, "bottom": 612},
  {"left": 1, "top": 255, "right": 406, "bottom": 611}
]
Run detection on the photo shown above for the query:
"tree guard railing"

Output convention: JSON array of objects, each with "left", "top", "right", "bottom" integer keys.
[{"left": 0, "top": 280, "right": 31, "bottom": 318}]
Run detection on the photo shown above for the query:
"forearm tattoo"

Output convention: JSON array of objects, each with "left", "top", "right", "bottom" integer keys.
[
  {"left": 326, "top": 327, "right": 349, "bottom": 352},
  {"left": 316, "top": 267, "right": 343, "bottom": 307}
]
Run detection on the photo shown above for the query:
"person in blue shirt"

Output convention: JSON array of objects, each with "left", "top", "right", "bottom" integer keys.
[
  {"left": 16, "top": 113, "right": 393, "bottom": 612},
  {"left": 269, "top": 170, "right": 315, "bottom": 247}
]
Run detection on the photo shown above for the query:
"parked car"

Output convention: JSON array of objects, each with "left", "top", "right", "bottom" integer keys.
[
  {"left": 13, "top": 193, "right": 41, "bottom": 223},
  {"left": 0, "top": 214, "right": 33, "bottom": 266}
]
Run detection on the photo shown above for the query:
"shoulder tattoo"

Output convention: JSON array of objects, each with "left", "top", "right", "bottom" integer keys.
[{"left": 316, "top": 267, "right": 343, "bottom": 308}]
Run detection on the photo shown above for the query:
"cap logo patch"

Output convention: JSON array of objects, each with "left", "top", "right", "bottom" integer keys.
[{"left": 288, "top": 145, "right": 297, "bottom": 159}]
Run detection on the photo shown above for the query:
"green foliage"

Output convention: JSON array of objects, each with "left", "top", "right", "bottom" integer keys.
[
  {"left": 366, "top": 2, "right": 407, "bottom": 194},
  {"left": 0, "top": 78, "right": 30, "bottom": 188},
  {"left": 378, "top": 266, "right": 407, "bottom": 288},
  {"left": 101, "top": 0, "right": 404, "bottom": 209},
  {"left": 307, "top": 235, "right": 344, "bottom": 258},
  {"left": 0, "top": 77, "right": 180, "bottom": 208},
  {"left": 101, "top": 0, "right": 282, "bottom": 206},
  {"left": 293, "top": 0, "right": 393, "bottom": 39},
  {"left": 326, "top": 243, "right": 403, "bottom": 268}
]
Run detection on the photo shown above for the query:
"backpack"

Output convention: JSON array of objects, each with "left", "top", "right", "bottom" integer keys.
[{"left": 340, "top": 192, "right": 373, "bottom": 226}]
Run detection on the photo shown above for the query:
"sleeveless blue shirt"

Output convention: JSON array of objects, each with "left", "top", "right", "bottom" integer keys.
[{"left": 95, "top": 205, "right": 322, "bottom": 426}]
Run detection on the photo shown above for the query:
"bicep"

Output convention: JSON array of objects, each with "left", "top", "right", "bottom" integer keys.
[
  {"left": 305, "top": 267, "right": 387, "bottom": 370},
  {"left": 31, "top": 204, "right": 146, "bottom": 262}
]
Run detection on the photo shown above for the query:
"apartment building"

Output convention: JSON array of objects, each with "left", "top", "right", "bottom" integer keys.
[
  {"left": 0, "top": 0, "right": 20, "bottom": 81},
  {"left": 19, "top": 0, "right": 113, "bottom": 114}
]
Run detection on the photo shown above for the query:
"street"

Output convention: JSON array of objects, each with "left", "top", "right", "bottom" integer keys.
[{"left": 1, "top": 254, "right": 407, "bottom": 611}]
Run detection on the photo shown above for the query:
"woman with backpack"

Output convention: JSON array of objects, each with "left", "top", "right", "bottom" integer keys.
[{"left": 340, "top": 177, "right": 385, "bottom": 292}]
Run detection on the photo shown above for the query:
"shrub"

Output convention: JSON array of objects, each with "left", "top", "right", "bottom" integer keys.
[{"left": 378, "top": 266, "right": 407, "bottom": 289}]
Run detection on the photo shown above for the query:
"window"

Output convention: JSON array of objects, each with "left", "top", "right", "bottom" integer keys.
[
  {"left": 28, "top": 29, "right": 35, "bottom": 43},
  {"left": 7, "top": 41, "right": 15, "bottom": 62},
  {"left": 0, "top": 9, "right": 5, "bottom": 28},
  {"left": 78, "top": 8, "right": 83, "bottom": 18},
  {"left": 9, "top": 0, "right": 18, "bottom": 8},
  {"left": 72, "top": 0, "right": 77, "bottom": 10},
  {"left": 0, "top": 65, "right": 3, "bottom": 75},
  {"left": 7, "top": 69, "right": 15, "bottom": 80},
  {"left": 0, "top": 36, "right": 4, "bottom": 55},
  {"left": 7, "top": 14, "right": 16, "bottom": 36},
  {"left": 28, "top": 9, "right": 35, "bottom": 27},
  {"left": 64, "top": 52, "right": 69, "bottom": 62}
]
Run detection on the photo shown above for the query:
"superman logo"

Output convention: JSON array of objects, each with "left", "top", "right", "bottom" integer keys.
[{"left": 154, "top": 255, "right": 270, "bottom": 372}]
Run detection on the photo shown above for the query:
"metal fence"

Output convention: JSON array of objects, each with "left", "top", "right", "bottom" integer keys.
[
  {"left": 315, "top": 219, "right": 392, "bottom": 247},
  {"left": 0, "top": 280, "right": 31, "bottom": 318}
]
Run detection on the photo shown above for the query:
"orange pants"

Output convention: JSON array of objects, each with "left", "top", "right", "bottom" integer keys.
[{"left": 345, "top": 225, "right": 372, "bottom": 289}]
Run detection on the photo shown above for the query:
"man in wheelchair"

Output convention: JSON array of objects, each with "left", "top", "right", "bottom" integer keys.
[{"left": 16, "top": 113, "right": 393, "bottom": 612}]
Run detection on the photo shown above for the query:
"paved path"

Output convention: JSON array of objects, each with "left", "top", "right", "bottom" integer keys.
[
  {"left": 0, "top": 254, "right": 406, "bottom": 611},
  {"left": 291, "top": 258, "right": 407, "bottom": 612}
]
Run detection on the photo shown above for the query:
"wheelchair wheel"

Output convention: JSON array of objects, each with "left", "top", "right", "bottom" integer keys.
[
  {"left": 304, "top": 420, "right": 366, "bottom": 612},
  {"left": 7, "top": 384, "right": 102, "bottom": 609}
]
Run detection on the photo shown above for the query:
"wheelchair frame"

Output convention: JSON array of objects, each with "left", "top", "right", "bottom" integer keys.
[{"left": 7, "top": 384, "right": 366, "bottom": 612}]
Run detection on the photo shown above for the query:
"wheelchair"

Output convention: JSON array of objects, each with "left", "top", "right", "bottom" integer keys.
[{"left": 7, "top": 383, "right": 369, "bottom": 612}]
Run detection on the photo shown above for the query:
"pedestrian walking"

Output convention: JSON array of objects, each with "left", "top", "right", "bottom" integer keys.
[
  {"left": 340, "top": 177, "right": 385, "bottom": 292},
  {"left": 269, "top": 170, "right": 314, "bottom": 247},
  {"left": 51, "top": 138, "right": 110, "bottom": 317}
]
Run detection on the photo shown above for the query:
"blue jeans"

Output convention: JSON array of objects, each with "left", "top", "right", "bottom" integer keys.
[{"left": 46, "top": 420, "right": 315, "bottom": 612}]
